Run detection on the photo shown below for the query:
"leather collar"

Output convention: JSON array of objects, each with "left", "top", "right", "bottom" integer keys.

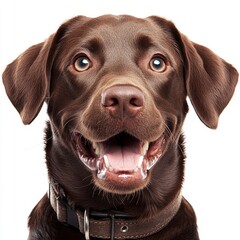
[{"left": 48, "top": 180, "right": 182, "bottom": 240}]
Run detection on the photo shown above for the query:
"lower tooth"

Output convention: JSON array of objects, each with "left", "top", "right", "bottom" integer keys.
[
  {"left": 147, "top": 154, "right": 162, "bottom": 170},
  {"left": 140, "top": 167, "right": 147, "bottom": 179},
  {"left": 97, "top": 167, "right": 107, "bottom": 180},
  {"left": 147, "top": 159, "right": 155, "bottom": 170}
]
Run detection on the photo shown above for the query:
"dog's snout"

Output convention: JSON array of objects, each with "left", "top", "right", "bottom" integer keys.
[{"left": 101, "top": 86, "right": 144, "bottom": 119}]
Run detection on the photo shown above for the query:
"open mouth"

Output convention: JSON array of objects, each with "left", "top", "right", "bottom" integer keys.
[{"left": 72, "top": 131, "right": 166, "bottom": 183}]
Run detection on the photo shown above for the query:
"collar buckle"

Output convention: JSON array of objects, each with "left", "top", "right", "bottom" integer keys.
[{"left": 84, "top": 209, "right": 132, "bottom": 240}]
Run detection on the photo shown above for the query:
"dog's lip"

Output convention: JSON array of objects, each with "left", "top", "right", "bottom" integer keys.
[{"left": 72, "top": 131, "right": 166, "bottom": 179}]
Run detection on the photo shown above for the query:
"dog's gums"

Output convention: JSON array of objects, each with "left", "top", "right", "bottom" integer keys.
[{"left": 73, "top": 132, "right": 166, "bottom": 184}]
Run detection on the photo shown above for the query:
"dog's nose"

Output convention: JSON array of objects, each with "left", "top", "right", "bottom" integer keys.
[{"left": 101, "top": 86, "right": 144, "bottom": 119}]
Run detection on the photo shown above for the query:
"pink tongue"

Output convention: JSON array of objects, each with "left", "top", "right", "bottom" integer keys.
[{"left": 101, "top": 135, "right": 142, "bottom": 171}]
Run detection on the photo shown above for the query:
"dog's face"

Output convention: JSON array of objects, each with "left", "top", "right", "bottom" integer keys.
[
  {"left": 48, "top": 15, "right": 187, "bottom": 193},
  {"left": 2, "top": 15, "right": 238, "bottom": 196}
]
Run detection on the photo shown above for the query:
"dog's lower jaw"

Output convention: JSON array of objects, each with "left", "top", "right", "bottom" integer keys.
[{"left": 93, "top": 169, "right": 151, "bottom": 195}]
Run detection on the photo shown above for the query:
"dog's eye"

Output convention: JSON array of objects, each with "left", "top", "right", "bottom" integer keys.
[
  {"left": 74, "top": 56, "right": 92, "bottom": 72},
  {"left": 149, "top": 56, "right": 166, "bottom": 72}
]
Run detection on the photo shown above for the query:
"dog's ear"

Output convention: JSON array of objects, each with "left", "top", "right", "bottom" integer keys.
[
  {"left": 2, "top": 16, "right": 87, "bottom": 125},
  {"left": 2, "top": 37, "right": 53, "bottom": 124},
  {"left": 181, "top": 35, "right": 238, "bottom": 129},
  {"left": 149, "top": 16, "right": 238, "bottom": 129}
]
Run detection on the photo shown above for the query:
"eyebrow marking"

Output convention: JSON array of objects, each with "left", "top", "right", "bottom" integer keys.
[
  {"left": 136, "top": 34, "right": 156, "bottom": 51},
  {"left": 82, "top": 37, "right": 104, "bottom": 54}
]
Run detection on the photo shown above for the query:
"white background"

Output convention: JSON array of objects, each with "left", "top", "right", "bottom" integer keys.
[{"left": 0, "top": 0, "right": 239, "bottom": 239}]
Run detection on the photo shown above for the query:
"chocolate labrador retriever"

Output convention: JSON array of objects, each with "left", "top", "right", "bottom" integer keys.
[{"left": 2, "top": 15, "right": 238, "bottom": 240}]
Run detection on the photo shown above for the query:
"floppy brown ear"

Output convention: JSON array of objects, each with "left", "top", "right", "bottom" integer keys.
[
  {"left": 2, "top": 37, "right": 54, "bottom": 125},
  {"left": 2, "top": 16, "right": 89, "bottom": 125},
  {"left": 181, "top": 35, "right": 238, "bottom": 129},
  {"left": 2, "top": 19, "right": 75, "bottom": 125}
]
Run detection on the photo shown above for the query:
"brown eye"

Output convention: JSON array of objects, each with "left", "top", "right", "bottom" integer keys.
[
  {"left": 74, "top": 56, "right": 92, "bottom": 72},
  {"left": 149, "top": 56, "right": 167, "bottom": 72}
]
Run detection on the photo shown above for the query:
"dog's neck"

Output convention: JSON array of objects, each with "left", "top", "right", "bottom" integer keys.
[
  {"left": 48, "top": 178, "right": 182, "bottom": 239},
  {"left": 45, "top": 124, "right": 185, "bottom": 238}
]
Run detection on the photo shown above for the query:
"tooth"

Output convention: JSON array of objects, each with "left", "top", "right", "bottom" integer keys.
[
  {"left": 137, "top": 156, "right": 144, "bottom": 168},
  {"left": 93, "top": 142, "right": 100, "bottom": 155},
  {"left": 141, "top": 142, "right": 149, "bottom": 155},
  {"left": 79, "top": 155, "right": 97, "bottom": 171},
  {"left": 92, "top": 142, "right": 97, "bottom": 149},
  {"left": 96, "top": 159, "right": 100, "bottom": 168},
  {"left": 97, "top": 167, "right": 107, "bottom": 180},
  {"left": 146, "top": 155, "right": 162, "bottom": 170},
  {"left": 103, "top": 155, "right": 110, "bottom": 168},
  {"left": 140, "top": 167, "right": 147, "bottom": 179}
]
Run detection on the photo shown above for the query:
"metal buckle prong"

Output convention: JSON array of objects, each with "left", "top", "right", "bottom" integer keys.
[
  {"left": 84, "top": 209, "right": 90, "bottom": 240},
  {"left": 110, "top": 213, "right": 115, "bottom": 240}
]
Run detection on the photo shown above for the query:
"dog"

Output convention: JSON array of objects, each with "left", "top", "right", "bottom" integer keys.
[{"left": 2, "top": 15, "right": 238, "bottom": 240}]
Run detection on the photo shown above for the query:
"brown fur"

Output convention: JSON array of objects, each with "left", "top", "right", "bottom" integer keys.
[{"left": 2, "top": 15, "right": 238, "bottom": 239}]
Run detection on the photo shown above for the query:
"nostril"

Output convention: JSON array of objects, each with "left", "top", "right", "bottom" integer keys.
[
  {"left": 111, "top": 97, "right": 119, "bottom": 106},
  {"left": 102, "top": 96, "right": 119, "bottom": 107},
  {"left": 101, "top": 85, "right": 145, "bottom": 118},
  {"left": 130, "top": 97, "right": 144, "bottom": 107}
]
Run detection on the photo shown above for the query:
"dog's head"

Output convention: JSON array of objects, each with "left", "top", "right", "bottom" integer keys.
[{"left": 3, "top": 15, "right": 238, "bottom": 195}]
